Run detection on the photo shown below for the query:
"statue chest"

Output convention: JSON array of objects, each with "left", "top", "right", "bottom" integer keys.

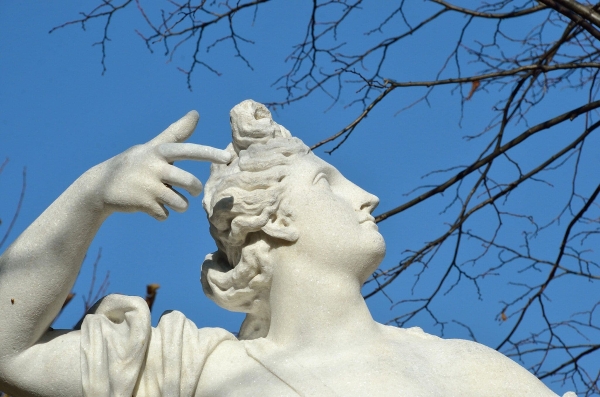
[{"left": 196, "top": 338, "right": 447, "bottom": 397}]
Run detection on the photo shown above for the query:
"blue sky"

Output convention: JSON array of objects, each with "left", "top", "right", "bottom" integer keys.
[{"left": 1, "top": 3, "right": 597, "bottom": 394}]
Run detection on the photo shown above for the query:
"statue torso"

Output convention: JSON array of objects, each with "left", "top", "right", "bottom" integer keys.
[{"left": 196, "top": 324, "right": 554, "bottom": 397}]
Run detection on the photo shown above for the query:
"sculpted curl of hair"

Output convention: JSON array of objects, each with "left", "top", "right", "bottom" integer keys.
[{"left": 201, "top": 100, "right": 309, "bottom": 339}]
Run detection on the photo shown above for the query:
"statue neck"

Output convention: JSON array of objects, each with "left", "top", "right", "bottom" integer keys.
[{"left": 265, "top": 261, "right": 380, "bottom": 352}]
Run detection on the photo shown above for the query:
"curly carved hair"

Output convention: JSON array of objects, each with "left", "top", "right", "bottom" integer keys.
[{"left": 201, "top": 100, "right": 309, "bottom": 339}]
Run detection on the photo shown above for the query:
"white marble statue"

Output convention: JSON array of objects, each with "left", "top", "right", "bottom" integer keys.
[{"left": 0, "top": 100, "right": 575, "bottom": 396}]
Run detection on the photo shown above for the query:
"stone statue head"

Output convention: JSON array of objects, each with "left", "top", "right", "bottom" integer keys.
[{"left": 201, "top": 100, "right": 384, "bottom": 340}]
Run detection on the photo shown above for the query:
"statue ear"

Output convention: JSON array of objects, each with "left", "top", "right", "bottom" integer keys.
[{"left": 261, "top": 213, "right": 298, "bottom": 242}]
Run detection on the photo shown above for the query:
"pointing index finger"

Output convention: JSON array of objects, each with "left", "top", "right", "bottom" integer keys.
[{"left": 158, "top": 143, "right": 232, "bottom": 164}]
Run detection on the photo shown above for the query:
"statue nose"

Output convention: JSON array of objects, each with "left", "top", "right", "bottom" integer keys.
[
  {"left": 338, "top": 175, "right": 379, "bottom": 214},
  {"left": 355, "top": 189, "right": 379, "bottom": 214}
]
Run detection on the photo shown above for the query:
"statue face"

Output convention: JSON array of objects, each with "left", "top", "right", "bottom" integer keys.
[{"left": 281, "top": 152, "right": 386, "bottom": 282}]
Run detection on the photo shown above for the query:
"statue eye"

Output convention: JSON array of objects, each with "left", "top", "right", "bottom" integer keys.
[{"left": 313, "top": 172, "right": 331, "bottom": 189}]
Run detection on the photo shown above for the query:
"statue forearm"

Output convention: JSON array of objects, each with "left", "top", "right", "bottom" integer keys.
[{"left": 0, "top": 169, "right": 107, "bottom": 355}]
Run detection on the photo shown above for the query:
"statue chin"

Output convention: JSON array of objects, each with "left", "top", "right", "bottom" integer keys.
[{"left": 358, "top": 232, "right": 386, "bottom": 284}]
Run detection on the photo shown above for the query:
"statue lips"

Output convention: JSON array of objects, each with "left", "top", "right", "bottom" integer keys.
[{"left": 358, "top": 214, "right": 378, "bottom": 230}]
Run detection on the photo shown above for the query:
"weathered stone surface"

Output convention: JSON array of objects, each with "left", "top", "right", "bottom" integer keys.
[{"left": 0, "top": 100, "right": 574, "bottom": 396}]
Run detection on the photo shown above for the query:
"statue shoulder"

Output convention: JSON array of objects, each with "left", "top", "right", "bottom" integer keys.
[
  {"left": 442, "top": 338, "right": 558, "bottom": 396},
  {"left": 381, "top": 325, "right": 558, "bottom": 397}
]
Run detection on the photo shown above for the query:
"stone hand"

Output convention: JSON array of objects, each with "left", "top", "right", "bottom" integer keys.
[{"left": 90, "top": 111, "right": 231, "bottom": 220}]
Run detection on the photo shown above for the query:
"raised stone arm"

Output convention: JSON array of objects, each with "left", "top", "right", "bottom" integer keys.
[{"left": 0, "top": 111, "right": 230, "bottom": 397}]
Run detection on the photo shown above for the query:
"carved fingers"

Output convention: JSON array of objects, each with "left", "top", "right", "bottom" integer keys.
[
  {"left": 157, "top": 143, "right": 231, "bottom": 164},
  {"left": 149, "top": 110, "right": 199, "bottom": 145},
  {"left": 161, "top": 164, "right": 203, "bottom": 197},
  {"left": 157, "top": 185, "right": 189, "bottom": 212},
  {"left": 96, "top": 111, "right": 230, "bottom": 220}
]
